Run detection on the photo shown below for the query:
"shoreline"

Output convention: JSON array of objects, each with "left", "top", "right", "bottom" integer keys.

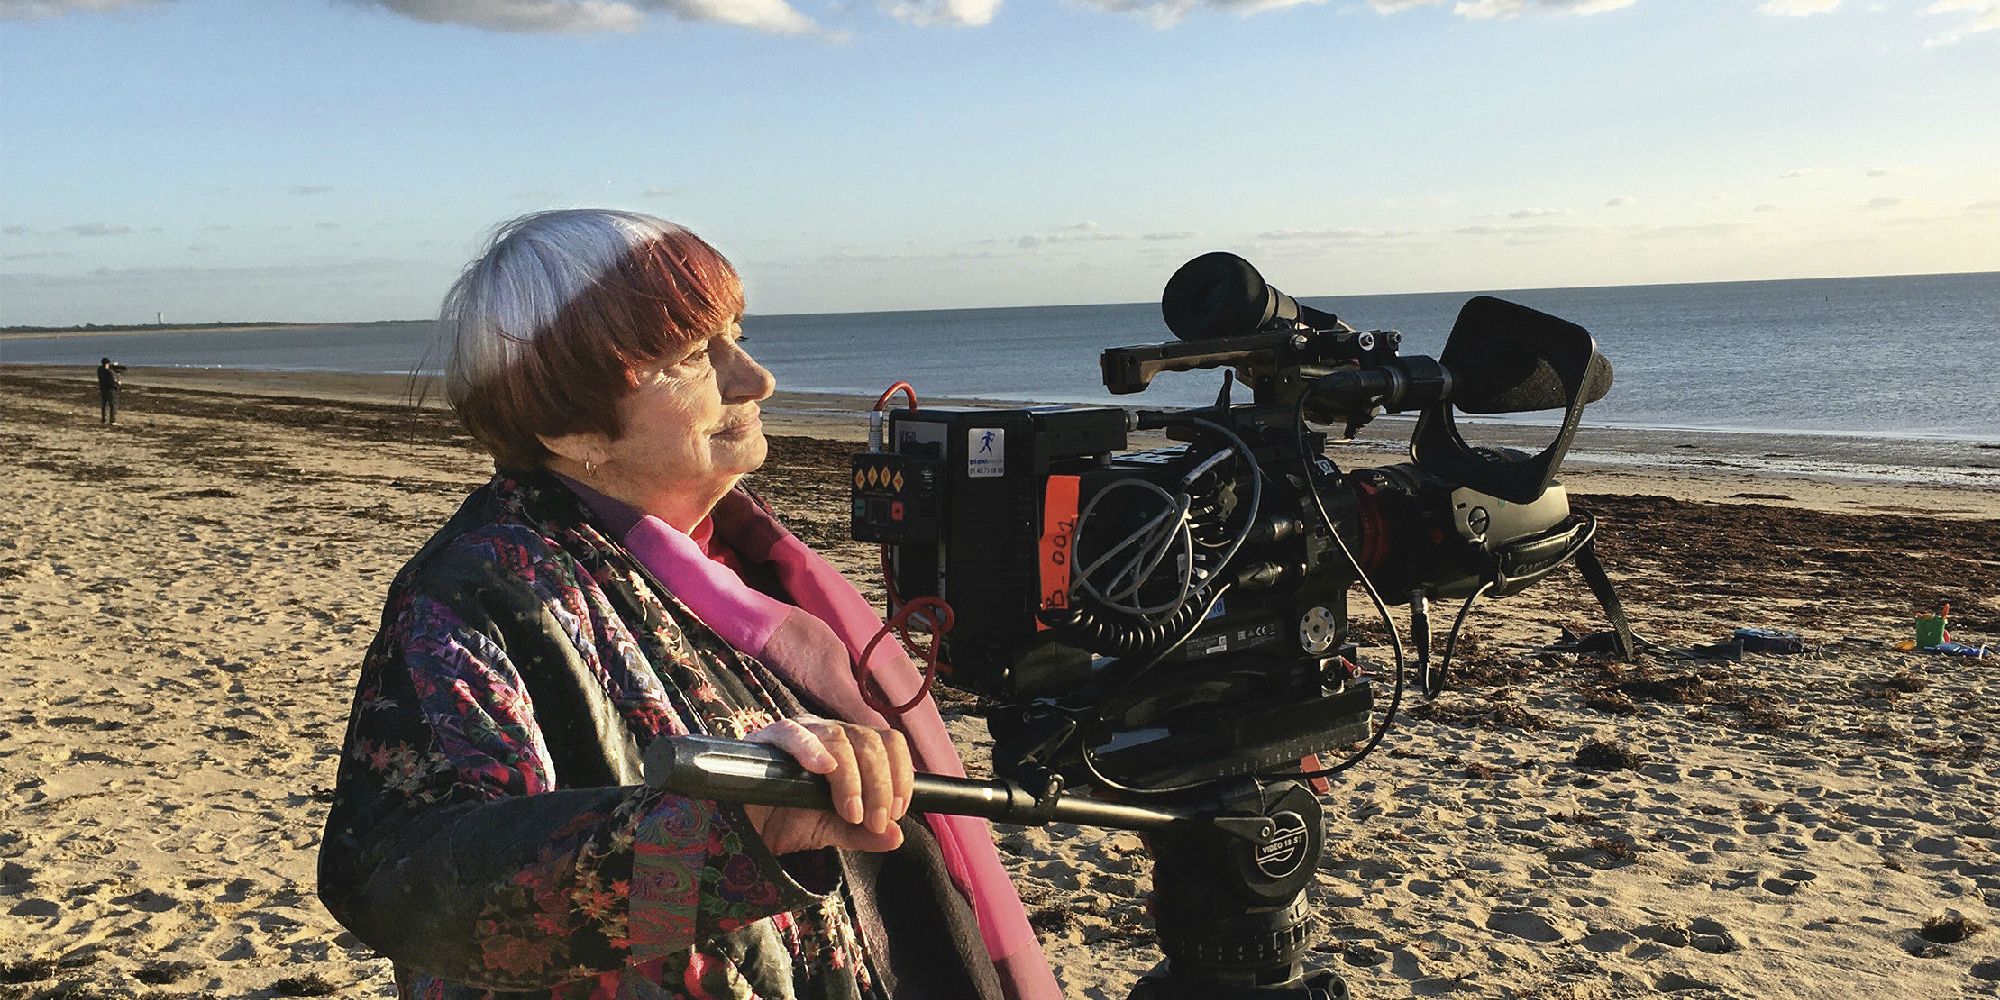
[
  {"left": 7, "top": 363, "right": 1996, "bottom": 520},
  {"left": 0, "top": 324, "right": 328, "bottom": 342},
  {"left": 8, "top": 359, "right": 1996, "bottom": 442}
]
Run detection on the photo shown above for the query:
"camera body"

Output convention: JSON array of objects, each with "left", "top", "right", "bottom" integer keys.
[{"left": 851, "top": 252, "right": 1613, "bottom": 789}]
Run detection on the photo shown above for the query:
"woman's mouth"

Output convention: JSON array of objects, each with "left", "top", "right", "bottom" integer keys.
[{"left": 713, "top": 414, "right": 762, "bottom": 438}]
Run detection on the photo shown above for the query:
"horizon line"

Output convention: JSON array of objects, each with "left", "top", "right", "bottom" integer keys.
[{"left": 5, "top": 266, "right": 1995, "bottom": 331}]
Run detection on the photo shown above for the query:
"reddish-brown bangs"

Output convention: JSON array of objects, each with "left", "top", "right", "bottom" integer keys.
[{"left": 464, "top": 228, "right": 744, "bottom": 470}]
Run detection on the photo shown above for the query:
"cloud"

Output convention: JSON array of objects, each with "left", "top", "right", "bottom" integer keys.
[
  {"left": 1142, "top": 231, "right": 1200, "bottom": 241},
  {"left": 1371, "top": 0, "right": 1635, "bottom": 18},
  {"left": 880, "top": 0, "right": 999, "bottom": 26},
  {"left": 3, "top": 258, "right": 418, "bottom": 284},
  {"left": 336, "top": 0, "right": 645, "bottom": 31},
  {"left": 1628, "top": 221, "right": 1750, "bottom": 240},
  {"left": 638, "top": 186, "right": 682, "bottom": 197},
  {"left": 1860, "top": 196, "right": 1904, "bottom": 210},
  {"left": 989, "top": 222, "right": 1130, "bottom": 248},
  {"left": 65, "top": 223, "right": 135, "bottom": 237},
  {"left": 1922, "top": 0, "right": 2000, "bottom": 45},
  {"left": 1015, "top": 225, "right": 1125, "bottom": 248},
  {"left": 1605, "top": 196, "right": 1637, "bottom": 207},
  {"left": 1455, "top": 0, "right": 1635, "bottom": 17},
  {"left": 1754, "top": 202, "right": 1780, "bottom": 212},
  {"left": 1074, "top": 0, "right": 1324, "bottom": 28},
  {"left": 1968, "top": 199, "right": 2000, "bottom": 212},
  {"left": 1758, "top": 0, "right": 1839, "bottom": 16},
  {"left": 1777, "top": 167, "right": 1829, "bottom": 179},
  {"left": 1257, "top": 226, "right": 1415, "bottom": 241},
  {"left": 316, "top": 222, "right": 344, "bottom": 230},
  {"left": 2, "top": 225, "right": 36, "bottom": 236},
  {"left": 3, "top": 251, "right": 74, "bottom": 261},
  {"left": 289, "top": 185, "right": 334, "bottom": 196},
  {"left": 813, "top": 247, "right": 1007, "bottom": 265},
  {"left": 0, "top": 0, "right": 159, "bottom": 20},
  {"left": 1455, "top": 222, "right": 1574, "bottom": 237},
  {"left": 1506, "top": 207, "right": 1568, "bottom": 219},
  {"left": 1867, "top": 167, "right": 1893, "bottom": 177},
  {"left": 648, "top": 0, "right": 816, "bottom": 32},
  {"left": 339, "top": 0, "right": 815, "bottom": 35}
]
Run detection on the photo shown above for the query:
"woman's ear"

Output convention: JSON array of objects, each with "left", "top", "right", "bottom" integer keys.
[{"left": 537, "top": 430, "right": 609, "bottom": 468}]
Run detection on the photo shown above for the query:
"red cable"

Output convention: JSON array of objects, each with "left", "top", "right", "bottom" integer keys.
[
  {"left": 872, "top": 381, "right": 921, "bottom": 613},
  {"left": 874, "top": 381, "right": 919, "bottom": 413},
  {"left": 881, "top": 548, "right": 905, "bottom": 612},
  {"left": 855, "top": 597, "right": 953, "bottom": 717}
]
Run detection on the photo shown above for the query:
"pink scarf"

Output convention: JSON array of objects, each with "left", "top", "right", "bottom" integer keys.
[{"left": 622, "top": 491, "right": 1061, "bottom": 1000}]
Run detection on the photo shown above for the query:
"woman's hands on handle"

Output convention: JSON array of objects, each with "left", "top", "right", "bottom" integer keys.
[{"left": 742, "top": 716, "right": 912, "bottom": 854}]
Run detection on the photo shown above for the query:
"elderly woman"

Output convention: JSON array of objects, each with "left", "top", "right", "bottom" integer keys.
[{"left": 319, "top": 210, "right": 1060, "bottom": 1000}]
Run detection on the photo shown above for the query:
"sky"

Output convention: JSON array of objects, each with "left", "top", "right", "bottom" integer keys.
[{"left": 1, "top": 0, "right": 1996, "bottom": 325}]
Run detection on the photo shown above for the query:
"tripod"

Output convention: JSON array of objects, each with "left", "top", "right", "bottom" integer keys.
[{"left": 647, "top": 736, "right": 1352, "bottom": 999}]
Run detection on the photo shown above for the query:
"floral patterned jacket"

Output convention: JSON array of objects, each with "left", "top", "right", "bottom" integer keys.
[{"left": 318, "top": 472, "right": 997, "bottom": 1000}]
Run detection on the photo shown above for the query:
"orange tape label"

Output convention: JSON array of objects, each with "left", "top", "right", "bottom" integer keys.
[{"left": 1037, "top": 476, "right": 1082, "bottom": 629}]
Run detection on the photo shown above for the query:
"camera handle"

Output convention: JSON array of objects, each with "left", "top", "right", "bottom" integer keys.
[
  {"left": 646, "top": 735, "right": 1352, "bottom": 999},
  {"left": 644, "top": 734, "right": 1197, "bottom": 831}
]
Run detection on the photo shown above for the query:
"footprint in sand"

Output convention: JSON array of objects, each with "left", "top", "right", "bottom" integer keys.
[
  {"left": 8, "top": 897, "right": 62, "bottom": 918},
  {"left": 1580, "top": 927, "right": 1638, "bottom": 954},
  {"left": 1761, "top": 868, "right": 1816, "bottom": 895},
  {"left": 1484, "top": 908, "right": 1566, "bottom": 943},
  {"left": 110, "top": 888, "right": 182, "bottom": 913},
  {"left": 1655, "top": 971, "right": 1724, "bottom": 992},
  {"left": 1634, "top": 916, "right": 1739, "bottom": 955},
  {"left": 217, "top": 876, "right": 260, "bottom": 908}
]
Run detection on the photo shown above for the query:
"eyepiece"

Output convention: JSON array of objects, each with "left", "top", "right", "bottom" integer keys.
[{"left": 1162, "top": 252, "right": 1289, "bottom": 341}]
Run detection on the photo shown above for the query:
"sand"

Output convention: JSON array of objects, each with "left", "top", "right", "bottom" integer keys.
[{"left": 1, "top": 367, "right": 1995, "bottom": 999}]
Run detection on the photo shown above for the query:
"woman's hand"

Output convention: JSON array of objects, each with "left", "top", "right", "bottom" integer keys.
[{"left": 740, "top": 716, "right": 912, "bottom": 855}]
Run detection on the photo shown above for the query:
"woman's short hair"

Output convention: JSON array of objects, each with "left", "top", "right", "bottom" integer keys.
[{"left": 436, "top": 209, "right": 744, "bottom": 469}]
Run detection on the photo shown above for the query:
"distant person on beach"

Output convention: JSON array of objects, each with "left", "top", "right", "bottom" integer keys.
[
  {"left": 96, "top": 357, "right": 125, "bottom": 425},
  {"left": 318, "top": 210, "right": 1059, "bottom": 1000}
]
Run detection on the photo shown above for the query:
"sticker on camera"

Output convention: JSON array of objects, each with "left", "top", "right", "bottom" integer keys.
[
  {"left": 1186, "top": 633, "right": 1228, "bottom": 657},
  {"left": 968, "top": 428, "right": 1004, "bottom": 478}
]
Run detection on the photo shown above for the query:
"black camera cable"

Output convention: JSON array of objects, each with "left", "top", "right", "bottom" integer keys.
[
  {"left": 1063, "top": 413, "right": 1264, "bottom": 648},
  {"left": 1059, "top": 414, "right": 1269, "bottom": 797},
  {"left": 1071, "top": 480, "right": 1194, "bottom": 620},
  {"left": 1430, "top": 582, "right": 1491, "bottom": 700},
  {"left": 1282, "top": 391, "right": 1409, "bottom": 783},
  {"left": 1164, "top": 414, "right": 1262, "bottom": 584},
  {"left": 1065, "top": 581, "right": 1241, "bottom": 797}
]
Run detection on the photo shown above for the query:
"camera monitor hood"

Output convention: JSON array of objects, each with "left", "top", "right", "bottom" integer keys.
[{"left": 1410, "top": 295, "right": 1615, "bottom": 504}]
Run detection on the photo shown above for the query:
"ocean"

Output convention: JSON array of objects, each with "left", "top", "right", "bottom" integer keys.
[{"left": 5, "top": 272, "right": 1995, "bottom": 442}]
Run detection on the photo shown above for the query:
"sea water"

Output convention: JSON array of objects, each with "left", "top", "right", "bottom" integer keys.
[{"left": 5, "top": 272, "right": 1995, "bottom": 441}]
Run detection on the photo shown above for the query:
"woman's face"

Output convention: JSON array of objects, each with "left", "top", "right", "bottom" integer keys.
[{"left": 594, "top": 322, "right": 776, "bottom": 528}]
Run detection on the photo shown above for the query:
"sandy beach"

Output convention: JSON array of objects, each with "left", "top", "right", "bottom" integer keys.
[{"left": 2, "top": 366, "right": 1996, "bottom": 999}]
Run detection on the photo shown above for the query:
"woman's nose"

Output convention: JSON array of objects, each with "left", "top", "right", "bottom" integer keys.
[{"left": 720, "top": 343, "right": 776, "bottom": 403}]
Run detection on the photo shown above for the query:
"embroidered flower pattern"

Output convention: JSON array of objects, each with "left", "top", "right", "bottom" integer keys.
[{"left": 320, "top": 473, "right": 882, "bottom": 1000}]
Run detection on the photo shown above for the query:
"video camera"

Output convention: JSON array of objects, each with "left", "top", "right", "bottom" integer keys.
[
  {"left": 657, "top": 252, "right": 1625, "bottom": 999},
  {"left": 851, "top": 252, "right": 1617, "bottom": 792}
]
